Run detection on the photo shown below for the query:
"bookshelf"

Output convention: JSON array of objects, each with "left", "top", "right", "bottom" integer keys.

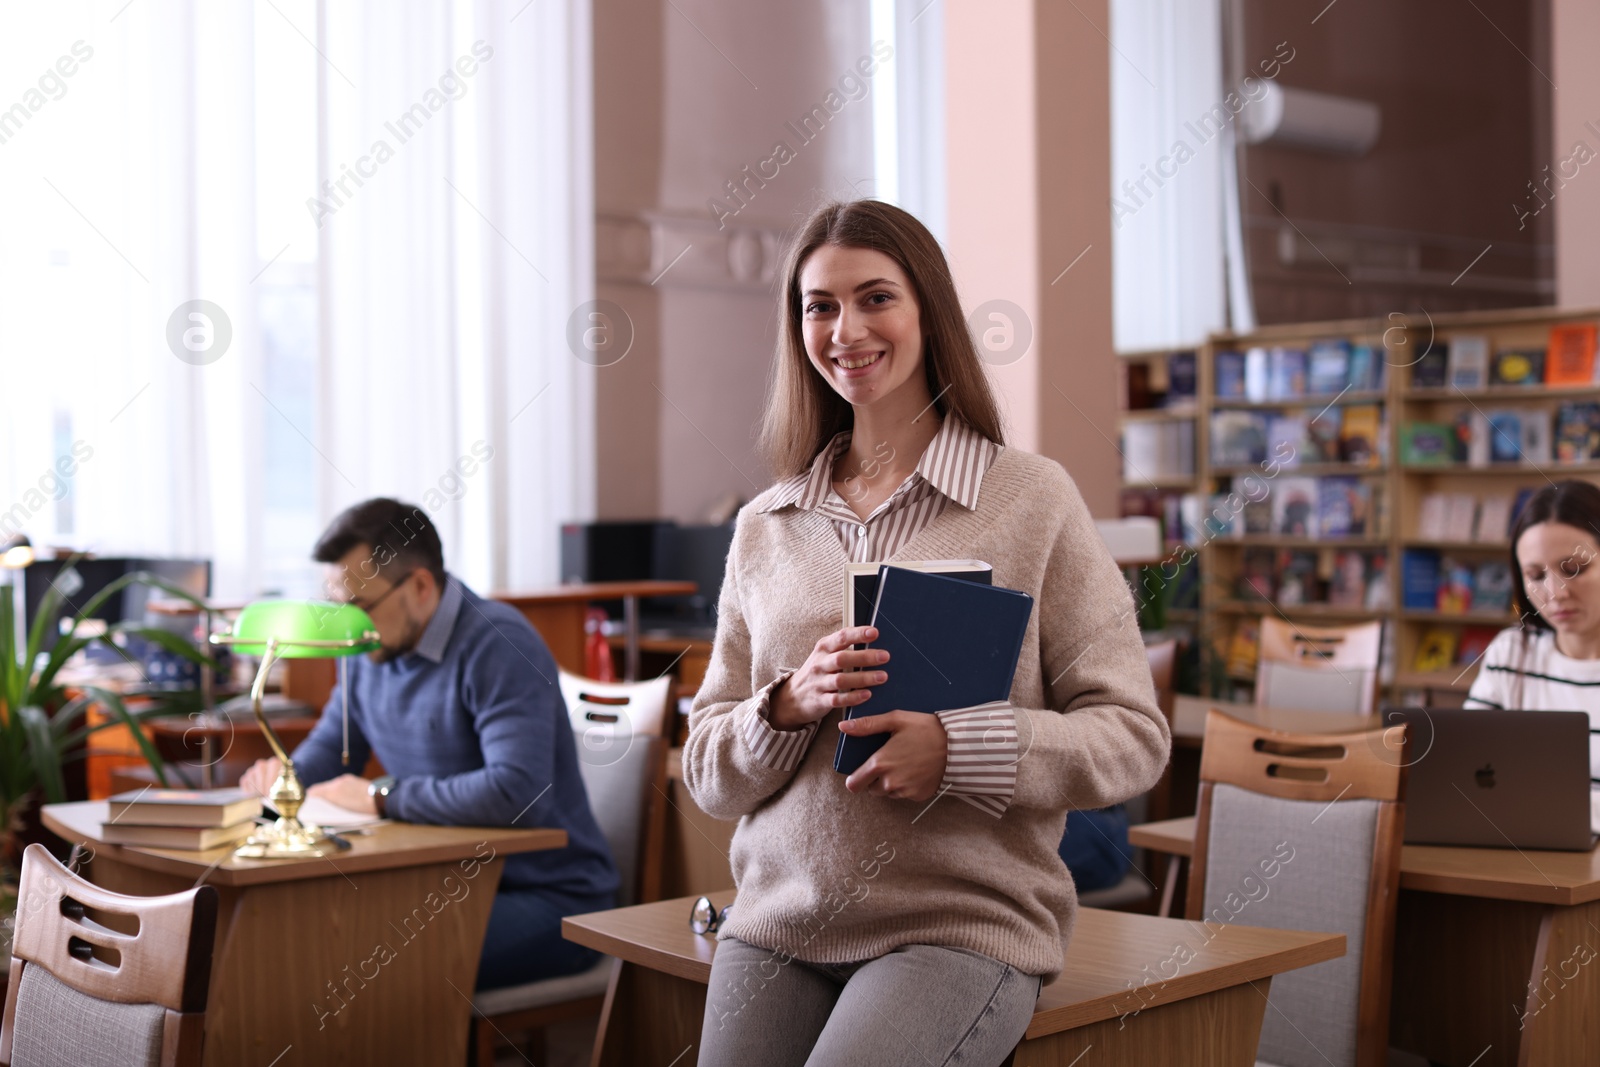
[{"left": 1187, "top": 305, "right": 1600, "bottom": 706}]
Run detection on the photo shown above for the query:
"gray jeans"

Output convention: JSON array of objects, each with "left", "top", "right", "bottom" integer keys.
[{"left": 698, "top": 937, "right": 1041, "bottom": 1067}]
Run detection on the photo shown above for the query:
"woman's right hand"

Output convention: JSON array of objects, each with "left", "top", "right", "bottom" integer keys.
[{"left": 768, "top": 626, "right": 889, "bottom": 731}]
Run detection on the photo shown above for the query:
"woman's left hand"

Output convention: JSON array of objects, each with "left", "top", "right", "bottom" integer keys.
[{"left": 839, "top": 712, "right": 947, "bottom": 802}]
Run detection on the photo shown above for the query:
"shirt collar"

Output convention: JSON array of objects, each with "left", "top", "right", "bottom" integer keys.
[
  {"left": 411, "top": 575, "right": 464, "bottom": 663},
  {"left": 757, "top": 417, "right": 999, "bottom": 514}
]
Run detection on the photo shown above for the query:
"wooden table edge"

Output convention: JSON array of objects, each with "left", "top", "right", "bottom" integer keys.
[
  {"left": 1129, "top": 815, "right": 1599, "bottom": 907},
  {"left": 42, "top": 803, "right": 566, "bottom": 888}
]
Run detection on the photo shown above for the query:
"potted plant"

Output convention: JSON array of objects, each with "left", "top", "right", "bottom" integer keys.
[{"left": 0, "top": 564, "right": 213, "bottom": 867}]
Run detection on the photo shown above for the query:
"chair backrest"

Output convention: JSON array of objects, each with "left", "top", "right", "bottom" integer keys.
[
  {"left": 1186, "top": 710, "right": 1407, "bottom": 1067},
  {"left": 560, "top": 670, "right": 673, "bottom": 741},
  {"left": 1093, "top": 517, "right": 1162, "bottom": 563},
  {"left": 0, "top": 844, "right": 219, "bottom": 1067},
  {"left": 1255, "top": 617, "right": 1381, "bottom": 714},
  {"left": 576, "top": 735, "right": 668, "bottom": 908}
]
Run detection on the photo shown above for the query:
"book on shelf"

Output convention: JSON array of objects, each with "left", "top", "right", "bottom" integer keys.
[
  {"left": 1442, "top": 493, "right": 1478, "bottom": 543},
  {"left": 1486, "top": 411, "right": 1522, "bottom": 463},
  {"left": 1400, "top": 422, "right": 1459, "bottom": 465},
  {"left": 1412, "top": 344, "right": 1449, "bottom": 389},
  {"left": 1306, "top": 407, "right": 1342, "bottom": 463},
  {"left": 106, "top": 787, "right": 262, "bottom": 828},
  {"left": 1545, "top": 324, "right": 1597, "bottom": 386},
  {"left": 1238, "top": 548, "right": 1277, "bottom": 600},
  {"left": 1123, "top": 361, "right": 1155, "bottom": 411},
  {"left": 1266, "top": 415, "right": 1309, "bottom": 467},
  {"left": 1245, "top": 347, "right": 1271, "bottom": 402},
  {"left": 1555, "top": 402, "right": 1600, "bottom": 463},
  {"left": 843, "top": 560, "right": 992, "bottom": 631},
  {"left": 1348, "top": 344, "right": 1383, "bottom": 392},
  {"left": 1365, "top": 554, "right": 1392, "bottom": 610},
  {"left": 1167, "top": 351, "right": 1198, "bottom": 406},
  {"left": 1168, "top": 554, "right": 1201, "bottom": 611},
  {"left": 1413, "top": 628, "right": 1460, "bottom": 673},
  {"left": 1466, "top": 409, "right": 1492, "bottom": 467},
  {"left": 1339, "top": 405, "right": 1383, "bottom": 466},
  {"left": 1328, "top": 550, "right": 1371, "bottom": 607},
  {"left": 1122, "top": 419, "right": 1195, "bottom": 482},
  {"left": 1225, "top": 619, "right": 1260, "bottom": 678},
  {"left": 1210, "top": 411, "right": 1268, "bottom": 466},
  {"left": 1216, "top": 350, "right": 1246, "bottom": 399},
  {"left": 1436, "top": 557, "right": 1475, "bottom": 614},
  {"left": 99, "top": 821, "right": 257, "bottom": 850},
  {"left": 1521, "top": 408, "right": 1553, "bottom": 465},
  {"left": 1447, "top": 334, "right": 1490, "bottom": 390},
  {"left": 1242, "top": 495, "right": 1273, "bottom": 535},
  {"left": 1177, "top": 493, "right": 1204, "bottom": 545},
  {"left": 1308, "top": 340, "right": 1351, "bottom": 395},
  {"left": 1491, "top": 348, "right": 1546, "bottom": 386},
  {"left": 1275, "top": 550, "right": 1319, "bottom": 606},
  {"left": 1417, "top": 493, "right": 1448, "bottom": 541},
  {"left": 1476, "top": 494, "right": 1513, "bottom": 543},
  {"left": 1402, "top": 549, "right": 1441, "bottom": 610},
  {"left": 1472, "top": 561, "right": 1512, "bottom": 613},
  {"left": 1317, "top": 477, "right": 1370, "bottom": 538},
  {"left": 835, "top": 566, "right": 1033, "bottom": 776},
  {"left": 1205, "top": 495, "right": 1244, "bottom": 538},
  {"left": 1272, "top": 477, "right": 1320, "bottom": 537},
  {"left": 1268, "top": 347, "right": 1307, "bottom": 400},
  {"left": 1456, "top": 626, "right": 1501, "bottom": 668}
]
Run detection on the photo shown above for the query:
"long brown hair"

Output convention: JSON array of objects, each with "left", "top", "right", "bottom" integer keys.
[{"left": 758, "top": 200, "right": 1006, "bottom": 478}]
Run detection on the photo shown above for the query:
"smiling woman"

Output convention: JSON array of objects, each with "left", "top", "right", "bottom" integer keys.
[{"left": 682, "top": 200, "right": 1171, "bottom": 1066}]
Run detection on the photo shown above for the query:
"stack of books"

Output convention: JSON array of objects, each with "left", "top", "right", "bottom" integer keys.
[{"left": 101, "top": 787, "right": 263, "bottom": 849}]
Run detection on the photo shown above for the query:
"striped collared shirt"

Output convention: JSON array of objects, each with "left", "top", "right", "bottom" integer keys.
[{"left": 743, "top": 417, "right": 1018, "bottom": 818}]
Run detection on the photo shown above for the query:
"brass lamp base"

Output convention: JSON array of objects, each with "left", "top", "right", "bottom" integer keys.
[{"left": 234, "top": 816, "right": 335, "bottom": 860}]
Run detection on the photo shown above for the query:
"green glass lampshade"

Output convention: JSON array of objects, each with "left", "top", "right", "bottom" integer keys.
[{"left": 218, "top": 599, "right": 381, "bottom": 658}]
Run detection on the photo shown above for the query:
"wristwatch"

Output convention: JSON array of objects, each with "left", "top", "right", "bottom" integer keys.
[{"left": 368, "top": 775, "right": 396, "bottom": 817}]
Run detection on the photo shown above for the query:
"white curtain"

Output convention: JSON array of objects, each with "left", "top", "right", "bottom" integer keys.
[
  {"left": 1109, "top": 0, "right": 1231, "bottom": 352},
  {"left": 319, "top": 0, "right": 595, "bottom": 592},
  {"left": 0, "top": 0, "right": 262, "bottom": 598}
]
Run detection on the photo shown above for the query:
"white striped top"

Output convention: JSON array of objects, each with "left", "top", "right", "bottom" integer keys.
[
  {"left": 1464, "top": 626, "right": 1600, "bottom": 831},
  {"left": 741, "top": 416, "right": 1017, "bottom": 817}
]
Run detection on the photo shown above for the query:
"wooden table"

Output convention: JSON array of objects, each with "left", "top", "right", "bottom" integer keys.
[
  {"left": 563, "top": 895, "right": 1343, "bottom": 1066},
  {"left": 1130, "top": 816, "right": 1600, "bottom": 1066},
  {"left": 496, "top": 580, "right": 698, "bottom": 681},
  {"left": 42, "top": 801, "right": 566, "bottom": 1067}
]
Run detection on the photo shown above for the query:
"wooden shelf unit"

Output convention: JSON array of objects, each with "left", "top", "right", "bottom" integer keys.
[{"left": 1185, "top": 305, "right": 1600, "bottom": 705}]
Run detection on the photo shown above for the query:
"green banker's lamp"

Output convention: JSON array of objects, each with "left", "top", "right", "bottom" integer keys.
[{"left": 211, "top": 600, "right": 380, "bottom": 859}]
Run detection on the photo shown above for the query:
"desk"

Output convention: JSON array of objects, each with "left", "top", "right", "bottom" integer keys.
[
  {"left": 1130, "top": 816, "right": 1600, "bottom": 1066},
  {"left": 496, "top": 580, "right": 697, "bottom": 681},
  {"left": 42, "top": 801, "right": 566, "bottom": 1067},
  {"left": 563, "top": 895, "right": 1343, "bottom": 1066}
]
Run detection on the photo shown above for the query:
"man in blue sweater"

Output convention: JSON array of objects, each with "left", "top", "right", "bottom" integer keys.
[{"left": 240, "top": 497, "right": 619, "bottom": 990}]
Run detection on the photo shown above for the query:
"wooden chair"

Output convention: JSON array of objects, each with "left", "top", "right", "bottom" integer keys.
[
  {"left": 1077, "top": 637, "right": 1176, "bottom": 911},
  {"left": 1186, "top": 709, "right": 1408, "bottom": 1067},
  {"left": 0, "top": 844, "right": 218, "bottom": 1067},
  {"left": 1256, "top": 617, "right": 1382, "bottom": 714},
  {"left": 470, "top": 671, "right": 673, "bottom": 1066}
]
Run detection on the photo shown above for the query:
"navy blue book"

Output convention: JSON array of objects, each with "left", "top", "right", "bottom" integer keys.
[
  {"left": 833, "top": 565, "right": 1034, "bottom": 776},
  {"left": 1402, "top": 548, "right": 1442, "bottom": 611}
]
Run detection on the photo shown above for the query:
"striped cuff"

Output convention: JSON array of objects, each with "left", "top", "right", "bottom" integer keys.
[
  {"left": 936, "top": 701, "right": 1018, "bottom": 819},
  {"left": 741, "top": 669, "right": 816, "bottom": 772}
]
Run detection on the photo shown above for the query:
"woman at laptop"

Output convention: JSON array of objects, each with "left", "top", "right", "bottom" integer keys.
[
  {"left": 680, "top": 199, "right": 1171, "bottom": 1065},
  {"left": 1465, "top": 479, "right": 1600, "bottom": 831}
]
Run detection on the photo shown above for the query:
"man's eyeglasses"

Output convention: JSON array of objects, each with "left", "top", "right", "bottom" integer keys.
[
  {"left": 339, "top": 569, "right": 419, "bottom": 614},
  {"left": 689, "top": 896, "right": 732, "bottom": 935}
]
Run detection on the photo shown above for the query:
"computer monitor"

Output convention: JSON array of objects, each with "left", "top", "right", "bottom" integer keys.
[{"left": 21, "top": 557, "right": 211, "bottom": 655}]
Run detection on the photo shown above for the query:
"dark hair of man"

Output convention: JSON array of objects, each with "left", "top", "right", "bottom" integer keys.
[
  {"left": 1507, "top": 479, "right": 1600, "bottom": 631},
  {"left": 313, "top": 497, "right": 447, "bottom": 592}
]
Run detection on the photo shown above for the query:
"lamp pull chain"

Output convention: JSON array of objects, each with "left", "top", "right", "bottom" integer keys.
[{"left": 340, "top": 656, "right": 350, "bottom": 766}]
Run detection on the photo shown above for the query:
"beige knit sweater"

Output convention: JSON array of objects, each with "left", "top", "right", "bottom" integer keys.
[{"left": 682, "top": 446, "right": 1171, "bottom": 981}]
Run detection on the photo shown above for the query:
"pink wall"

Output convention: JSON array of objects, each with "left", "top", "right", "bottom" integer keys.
[{"left": 1553, "top": 0, "right": 1600, "bottom": 308}]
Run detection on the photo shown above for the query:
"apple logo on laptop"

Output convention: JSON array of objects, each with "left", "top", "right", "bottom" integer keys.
[{"left": 1475, "top": 763, "right": 1496, "bottom": 789}]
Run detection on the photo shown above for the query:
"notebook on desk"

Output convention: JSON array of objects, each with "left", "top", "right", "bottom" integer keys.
[{"left": 1385, "top": 707, "right": 1598, "bottom": 851}]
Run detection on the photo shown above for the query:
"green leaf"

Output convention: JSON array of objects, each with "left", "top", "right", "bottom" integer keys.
[
  {"left": 80, "top": 687, "right": 169, "bottom": 789},
  {"left": 17, "top": 707, "right": 61, "bottom": 804}
]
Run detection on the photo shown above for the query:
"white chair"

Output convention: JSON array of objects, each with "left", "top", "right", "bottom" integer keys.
[
  {"left": 1255, "top": 617, "right": 1381, "bottom": 715},
  {"left": 469, "top": 671, "right": 672, "bottom": 1066}
]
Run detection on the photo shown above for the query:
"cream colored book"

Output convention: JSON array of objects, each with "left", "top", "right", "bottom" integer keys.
[{"left": 843, "top": 560, "right": 992, "bottom": 630}]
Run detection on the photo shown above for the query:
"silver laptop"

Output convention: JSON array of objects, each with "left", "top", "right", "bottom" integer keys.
[{"left": 1385, "top": 708, "right": 1597, "bottom": 852}]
